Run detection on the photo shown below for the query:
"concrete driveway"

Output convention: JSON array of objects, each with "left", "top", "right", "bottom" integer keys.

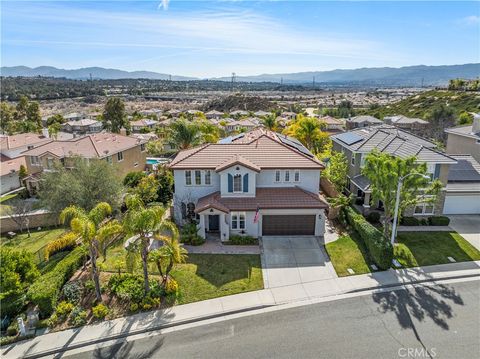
[
  {"left": 448, "top": 215, "right": 480, "bottom": 251},
  {"left": 261, "top": 236, "right": 338, "bottom": 288}
]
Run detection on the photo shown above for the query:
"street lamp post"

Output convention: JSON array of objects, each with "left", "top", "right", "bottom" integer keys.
[{"left": 390, "top": 173, "right": 430, "bottom": 245}]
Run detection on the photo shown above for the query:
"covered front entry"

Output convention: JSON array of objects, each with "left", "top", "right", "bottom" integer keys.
[
  {"left": 208, "top": 214, "right": 220, "bottom": 231},
  {"left": 262, "top": 215, "right": 316, "bottom": 236}
]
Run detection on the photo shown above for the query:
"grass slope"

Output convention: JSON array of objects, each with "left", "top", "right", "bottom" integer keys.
[{"left": 361, "top": 90, "right": 480, "bottom": 119}]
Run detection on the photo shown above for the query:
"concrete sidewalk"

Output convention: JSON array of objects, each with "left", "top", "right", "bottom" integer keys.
[{"left": 3, "top": 260, "right": 480, "bottom": 359}]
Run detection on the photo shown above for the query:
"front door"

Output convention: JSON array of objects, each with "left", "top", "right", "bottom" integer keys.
[{"left": 208, "top": 215, "right": 220, "bottom": 231}]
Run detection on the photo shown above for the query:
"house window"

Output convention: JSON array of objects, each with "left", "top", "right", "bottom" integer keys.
[
  {"left": 140, "top": 143, "right": 146, "bottom": 152},
  {"left": 195, "top": 170, "right": 202, "bottom": 185},
  {"left": 117, "top": 151, "right": 124, "bottom": 161},
  {"left": 233, "top": 174, "right": 242, "bottom": 192},
  {"left": 187, "top": 202, "right": 196, "bottom": 221},
  {"left": 275, "top": 170, "right": 281, "bottom": 182},
  {"left": 105, "top": 156, "right": 112, "bottom": 164},
  {"left": 285, "top": 170, "right": 290, "bottom": 182},
  {"left": 294, "top": 170, "right": 300, "bottom": 182},
  {"left": 414, "top": 198, "right": 435, "bottom": 215},
  {"left": 204, "top": 170, "right": 211, "bottom": 185},
  {"left": 46, "top": 158, "right": 54, "bottom": 169},
  {"left": 231, "top": 212, "right": 246, "bottom": 230},
  {"left": 351, "top": 154, "right": 355, "bottom": 166},
  {"left": 185, "top": 170, "right": 192, "bottom": 185},
  {"left": 181, "top": 203, "right": 187, "bottom": 219},
  {"left": 30, "top": 156, "right": 40, "bottom": 166}
]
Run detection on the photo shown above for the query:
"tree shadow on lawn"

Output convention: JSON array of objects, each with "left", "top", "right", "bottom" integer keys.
[
  {"left": 184, "top": 254, "right": 261, "bottom": 287},
  {"left": 395, "top": 231, "right": 480, "bottom": 268},
  {"left": 372, "top": 272, "right": 464, "bottom": 356}
]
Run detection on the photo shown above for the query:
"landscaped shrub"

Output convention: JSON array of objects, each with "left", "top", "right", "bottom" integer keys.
[
  {"left": 55, "top": 301, "right": 74, "bottom": 319},
  {"left": 365, "top": 212, "right": 381, "bottom": 224},
  {"left": 44, "top": 232, "right": 77, "bottom": 261},
  {"left": 344, "top": 206, "right": 393, "bottom": 270},
  {"left": 419, "top": 218, "right": 429, "bottom": 226},
  {"left": 180, "top": 223, "right": 204, "bottom": 245},
  {"left": 27, "top": 246, "right": 85, "bottom": 317},
  {"left": 107, "top": 273, "right": 145, "bottom": 303},
  {"left": 401, "top": 216, "right": 420, "bottom": 226},
  {"left": 228, "top": 234, "right": 257, "bottom": 245},
  {"left": 165, "top": 278, "right": 179, "bottom": 295},
  {"left": 70, "top": 306, "right": 87, "bottom": 326},
  {"left": 428, "top": 216, "right": 450, "bottom": 226},
  {"left": 92, "top": 303, "right": 109, "bottom": 320},
  {"left": 62, "top": 280, "right": 83, "bottom": 304},
  {"left": 6, "top": 320, "right": 18, "bottom": 336}
]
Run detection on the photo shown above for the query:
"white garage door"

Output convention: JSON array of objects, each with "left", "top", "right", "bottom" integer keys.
[{"left": 443, "top": 195, "right": 480, "bottom": 215}]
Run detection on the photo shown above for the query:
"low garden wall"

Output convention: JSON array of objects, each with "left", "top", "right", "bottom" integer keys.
[
  {"left": 320, "top": 177, "right": 339, "bottom": 198},
  {"left": 0, "top": 211, "right": 58, "bottom": 234}
]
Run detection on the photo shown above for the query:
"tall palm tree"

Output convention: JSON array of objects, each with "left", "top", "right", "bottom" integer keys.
[
  {"left": 122, "top": 194, "right": 179, "bottom": 294},
  {"left": 60, "top": 202, "right": 122, "bottom": 302},
  {"left": 169, "top": 118, "right": 202, "bottom": 150},
  {"left": 149, "top": 236, "right": 187, "bottom": 286},
  {"left": 262, "top": 113, "right": 277, "bottom": 131}
]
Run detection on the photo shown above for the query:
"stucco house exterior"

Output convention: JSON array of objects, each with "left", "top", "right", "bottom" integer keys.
[
  {"left": 445, "top": 113, "right": 480, "bottom": 163},
  {"left": 330, "top": 125, "right": 457, "bottom": 217},
  {"left": 169, "top": 129, "right": 328, "bottom": 241}
]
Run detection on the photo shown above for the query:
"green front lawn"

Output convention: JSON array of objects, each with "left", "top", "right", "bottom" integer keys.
[
  {"left": 1, "top": 228, "right": 66, "bottom": 253},
  {"left": 325, "top": 232, "right": 372, "bottom": 276},
  {"left": 395, "top": 231, "right": 480, "bottom": 267},
  {"left": 326, "top": 230, "right": 480, "bottom": 276},
  {"left": 102, "top": 243, "right": 263, "bottom": 305}
]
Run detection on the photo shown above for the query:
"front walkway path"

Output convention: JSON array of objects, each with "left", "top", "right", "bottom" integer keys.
[
  {"left": 448, "top": 215, "right": 480, "bottom": 251},
  {"left": 3, "top": 261, "right": 479, "bottom": 359}
]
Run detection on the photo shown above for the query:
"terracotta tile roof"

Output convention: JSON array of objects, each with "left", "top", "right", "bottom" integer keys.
[
  {"left": 170, "top": 129, "right": 323, "bottom": 170},
  {"left": 0, "top": 133, "right": 51, "bottom": 151},
  {"left": 215, "top": 154, "right": 261, "bottom": 173},
  {"left": 21, "top": 132, "right": 146, "bottom": 159},
  {"left": 0, "top": 156, "right": 26, "bottom": 176},
  {"left": 195, "top": 187, "right": 328, "bottom": 213}
]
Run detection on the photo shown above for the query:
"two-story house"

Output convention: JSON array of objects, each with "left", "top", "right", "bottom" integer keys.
[
  {"left": 331, "top": 125, "right": 457, "bottom": 216},
  {"left": 345, "top": 115, "right": 383, "bottom": 130},
  {"left": 21, "top": 132, "right": 147, "bottom": 193},
  {"left": 62, "top": 119, "right": 103, "bottom": 135},
  {"left": 384, "top": 115, "right": 429, "bottom": 135},
  {"left": 445, "top": 113, "right": 480, "bottom": 163},
  {"left": 169, "top": 129, "right": 328, "bottom": 241}
]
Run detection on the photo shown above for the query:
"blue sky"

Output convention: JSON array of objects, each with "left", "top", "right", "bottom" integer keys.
[{"left": 1, "top": 1, "right": 479, "bottom": 77}]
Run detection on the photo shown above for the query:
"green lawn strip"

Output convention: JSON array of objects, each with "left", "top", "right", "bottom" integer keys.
[
  {"left": 102, "top": 243, "right": 263, "bottom": 304},
  {"left": 0, "top": 193, "right": 18, "bottom": 203},
  {"left": 1, "top": 228, "right": 66, "bottom": 253},
  {"left": 394, "top": 231, "right": 480, "bottom": 267},
  {"left": 325, "top": 232, "right": 372, "bottom": 276}
]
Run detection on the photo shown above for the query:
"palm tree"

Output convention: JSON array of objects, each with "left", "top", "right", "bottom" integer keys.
[
  {"left": 169, "top": 118, "right": 202, "bottom": 150},
  {"left": 60, "top": 202, "right": 122, "bottom": 302},
  {"left": 122, "top": 194, "right": 179, "bottom": 294},
  {"left": 262, "top": 113, "right": 277, "bottom": 131},
  {"left": 149, "top": 236, "right": 187, "bottom": 286}
]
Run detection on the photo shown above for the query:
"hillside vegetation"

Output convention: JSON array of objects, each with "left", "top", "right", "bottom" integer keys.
[{"left": 362, "top": 90, "right": 480, "bottom": 120}]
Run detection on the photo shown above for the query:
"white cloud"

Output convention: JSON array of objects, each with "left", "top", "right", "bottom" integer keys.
[
  {"left": 158, "top": 0, "right": 170, "bottom": 11},
  {"left": 458, "top": 15, "right": 480, "bottom": 26}
]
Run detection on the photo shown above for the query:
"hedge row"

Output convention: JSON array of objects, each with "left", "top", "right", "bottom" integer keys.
[
  {"left": 401, "top": 216, "right": 450, "bottom": 226},
  {"left": 27, "top": 246, "right": 85, "bottom": 316},
  {"left": 344, "top": 207, "right": 393, "bottom": 270}
]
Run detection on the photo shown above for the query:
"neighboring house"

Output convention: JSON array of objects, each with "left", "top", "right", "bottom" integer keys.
[
  {"left": 318, "top": 116, "right": 345, "bottom": 132},
  {"left": 345, "top": 115, "right": 383, "bottom": 130},
  {"left": 225, "top": 119, "right": 258, "bottom": 133},
  {"left": 21, "top": 132, "right": 148, "bottom": 191},
  {"left": 443, "top": 154, "right": 480, "bottom": 214},
  {"left": 0, "top": 133, "right": 52, "bottom": 159},
  {"left": 281, "top": 112, "right": 297, "bottom": 120},
  {"left": 130, "top": 118, "right": 159, "bottom": 133},
  {"left": 230, "top": 110, "right": 249, "bottom": 117},
  {"left": 62, "top": 119, "right": 103, "bottom": 135},
  {"left": 139, "top": 109, "right": 162, "bottom": 118},
  {"left": 253, "top": 110, "right": 271, "bottom": 117},
  {"left": 384, "top": 115, "right": 429, "bottom": 134},
  {"left": 169, "top": 129, "right": 328, "bottom": 240},
  {"left": 0, "top": 156, "right": 26, "bottom": 194},
  {"left": 445, "top": 114, "right": 480, "bottom": 163},
  {"left": 63, "top": 112, "right": 87, "bottom": 122},
  {"left": 205, "top": 110, "right": 224, "bottom": 119},
  {"left": 166, "top": 109, "right": 182, "bottom": 117},
  {"left": 330, "top": 125, "right": 457, "bottom": 216}
]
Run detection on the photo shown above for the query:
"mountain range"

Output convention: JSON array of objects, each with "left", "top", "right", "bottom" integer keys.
[{"left": 1, "top": 63, "right": 479, "bottom": 86}]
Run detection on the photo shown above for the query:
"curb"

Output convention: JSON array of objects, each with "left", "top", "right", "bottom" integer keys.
[{"left": 20, "top": 304, "right": 274, "bottom": 359}]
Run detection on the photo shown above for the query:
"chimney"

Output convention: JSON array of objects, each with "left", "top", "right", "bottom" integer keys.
[
  {"left": 120, "top": 127, "right": 127, "bottom": 136},
  {"left": 42, "top": 128, "right": 49, "bottom": 138},
  {"left": 472, "top": 113, "right": 480, "bottom": 134}
]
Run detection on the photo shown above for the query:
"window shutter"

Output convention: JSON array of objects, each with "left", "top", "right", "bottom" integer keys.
[
  {"left": 243, "top": 173, "right": 249, "bottom": 192},
  {"left": 228, "top": 174, "right": 233, "bottom": 192},
  {"left": 434, "top": 164, "right": 440, "bottom": 179}
]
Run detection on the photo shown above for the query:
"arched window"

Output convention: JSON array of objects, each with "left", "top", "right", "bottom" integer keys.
[{"left": 187, "top": 202, "right": 196, "bottom": 221}]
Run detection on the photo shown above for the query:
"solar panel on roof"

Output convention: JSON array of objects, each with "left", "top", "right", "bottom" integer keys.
[
  {"left": 218, "top": 133, "right": 245, "bottom": 144},
  {"left": 277, "top": 134, "right": 314, "bottom": 157},
  {"left": 336, "top": 132, "right": 363, "bottom": 145},
  {"left": 448, "top": 160, "right": 480, "bottom": 182}
]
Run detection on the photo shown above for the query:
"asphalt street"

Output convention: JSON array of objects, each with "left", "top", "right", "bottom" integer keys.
[{"left": 67, "top": 280, "right": 480, "bottom": 359}]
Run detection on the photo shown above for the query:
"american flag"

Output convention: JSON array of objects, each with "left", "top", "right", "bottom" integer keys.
[{"left": 253, "top": 206, "right": 260, "bottom": 223}]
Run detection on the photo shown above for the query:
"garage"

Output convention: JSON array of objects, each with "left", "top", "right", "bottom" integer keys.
[
  {"left": 443, "top": 194, "right": 480, "bottom": 215},
  {"left": 262, "top": 215, "right": 316, "bottom": 236}
]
